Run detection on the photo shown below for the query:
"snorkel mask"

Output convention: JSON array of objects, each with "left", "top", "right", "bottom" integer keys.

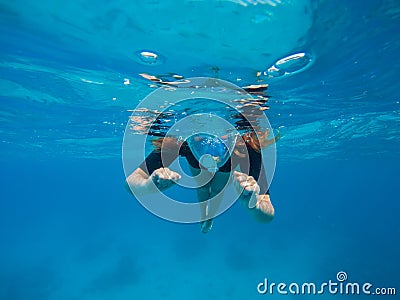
[{"left": 187, "top": 133, "right": 238, "bottom": 172}]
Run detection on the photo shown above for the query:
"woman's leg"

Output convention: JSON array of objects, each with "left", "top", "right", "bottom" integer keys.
[
  {"left": 188, "top": 166, "right": 232, "bottom": 233},
  {"left": 207, "top": 171, "right": 232, "bottom": 218},
  {"left": 188, "top": 166, "right": 212, "bottom": 224}
]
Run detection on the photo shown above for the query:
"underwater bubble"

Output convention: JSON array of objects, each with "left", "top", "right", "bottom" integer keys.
[
  {"left": 266, "top": 52, "right": 313, "bottom": 78},
  {"left": 275, "top": 52, "right": 311, "bottom": 72},
  {"left": 138, "top": 51, "right": 158, "bottom": 63},
  {"left": 135, "top": 50, "right": 163, "bottom": 65}
]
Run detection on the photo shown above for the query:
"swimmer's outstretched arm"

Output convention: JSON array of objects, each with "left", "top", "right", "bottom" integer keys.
[
  {"left": 126, "top": 167, "right": 181, "bottom": 195},
  {"left": 233, "top": 171, "right": 274, "bottom": 223}
]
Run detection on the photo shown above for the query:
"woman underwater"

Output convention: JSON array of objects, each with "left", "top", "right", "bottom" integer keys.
[{"left": 126, "top": 129, "right": 280, "bottom": 233}]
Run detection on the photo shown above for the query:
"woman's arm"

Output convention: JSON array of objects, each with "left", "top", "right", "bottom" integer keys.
[
  {"left": 233, "top": 171, "right": 274, "bottom": 223},
  {"left": 125, "top": 148, "right": 181, "bottom": 195},
  {"left": 126, "top": 167, "right": 181, "bottom": 195},
  {"left": 236, "top": 143, "right": 275, "bottom": 223}
]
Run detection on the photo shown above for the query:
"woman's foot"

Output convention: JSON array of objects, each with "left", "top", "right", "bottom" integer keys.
[{"left": 200, "top": 219, "right": 213, "bottom": 233}]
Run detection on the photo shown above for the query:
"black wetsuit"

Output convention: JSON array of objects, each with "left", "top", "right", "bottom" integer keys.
[{"left": 139, "top": 141, "right": 270, "bottom": 195}]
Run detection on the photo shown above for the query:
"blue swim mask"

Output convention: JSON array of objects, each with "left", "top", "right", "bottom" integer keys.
[{"left": 187, "top": 133, "right": 237, "bottom": 172}]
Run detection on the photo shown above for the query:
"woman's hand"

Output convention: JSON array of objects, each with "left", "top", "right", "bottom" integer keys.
[
  {"left": 233, "top": 171, "right": 260, "bottom": 197},
  {"left": 233, "top": 171, "right": 275, "bottom": 222},
  {"left": 149, "top": 167, "right": 181, "bottom": 191}
]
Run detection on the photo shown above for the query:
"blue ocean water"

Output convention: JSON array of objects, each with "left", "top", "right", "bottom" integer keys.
[{"left": 1, "top": 1, "right": 399, "bottom": 299}]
